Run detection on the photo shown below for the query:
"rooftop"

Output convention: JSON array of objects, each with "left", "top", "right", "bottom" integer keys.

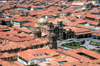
[{"left": 18, "top": 48, "right": 59, "bottom": 60}]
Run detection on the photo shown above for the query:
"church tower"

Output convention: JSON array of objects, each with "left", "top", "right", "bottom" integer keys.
[
  {"left": 34, "top": 29, "right": 41, "bottom": 38},
  {"left": 47, "top": 21, "right": 57, "bottom": 49},
  {"left": 57, "top": 20, "right": 63, "bottom": 41},
  {"left": 48, "top": 32, "right": 57, "bottom": 49},
  {"left": 47, "top": 21, "right": 54, "bottom": 37}
]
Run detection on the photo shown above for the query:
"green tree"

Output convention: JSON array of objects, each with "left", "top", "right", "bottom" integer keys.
[
  {"left": 8, "top": 24, "right": 13, "bottom": 27},
  {"left": 33, "top": 64, "right": 37, "bottom": 66}
]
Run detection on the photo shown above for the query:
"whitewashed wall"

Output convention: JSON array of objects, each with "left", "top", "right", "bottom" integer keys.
[{"left": 17, "top": 57, "right": 28, "bottom": 65}]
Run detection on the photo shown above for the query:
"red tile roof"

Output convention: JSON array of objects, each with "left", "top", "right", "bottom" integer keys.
[
  {"left": 12, "top": 26, "right": 31, "bottom": 32},
  {"left": 84, "top": 1, "right": 92, "bottom": 5},
  {"left": 22, "top": 22, "right": 36, "bottom": 26},
  {"left": 0, "top": 52, "right": 17, "bottom": 58},
  {"left": 63, "top": 48, "right": 100, "bottom": 63},
  {"left": 2, "top": 18, "right": 11, "bottom": 22},
  {"left": 75, "top": 19, "right": 87, "bottom": 24},
  {"left": 88, "top": 21, "right": 99, "bottom": 26},
  {"left": 19, "top": 48, "right": 59, "bottom": 60},
  {"left": 85, "top": 14, "right": 98, "bottom": 19},
  {"left": 11, "top": 15, "right": 32, "bottom": 22}
]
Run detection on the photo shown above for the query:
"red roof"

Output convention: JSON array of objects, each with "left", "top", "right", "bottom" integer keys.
[
  {"left": 12, "top": 26, "right": 31, "bottom": 32},
  {"left": 11, "top": 15, "right": 32, "bottom": 22},
  {"left": 17, "top": 4, "right": 29, "bottom": 8},
  {"left": 84, "top": 1, "right": 92, "bottom": 5},
  {"left": 88, "top": 21, "right": 99, "bottom": 26},
  {"left": 19, "top": 48, "right": 59, "bottom": 60},
  {"left": 2, "top": 18, "right": 11, "bottom": 22},
  {"left": 22, "top": 22, "right": 36, "bottom": 26},
  {"left": 63, "top": 48, "right": 100, "bottom": 63},
  {"left": 85, "top": 14, "right": 98, "bottom": 19}
]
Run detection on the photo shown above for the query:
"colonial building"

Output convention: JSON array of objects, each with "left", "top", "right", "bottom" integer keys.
[
  {"left": 31, "top": 18, "right": 65, "bottom": 49},
  {"left": 17, "top": 48, "right": 59, "bottom": 65},
  {"left": 64, "top": 29, "right": 75, "bottom": 39}
]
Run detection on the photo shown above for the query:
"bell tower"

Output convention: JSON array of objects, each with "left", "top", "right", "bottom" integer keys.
[
  {"left": 48, "top": 32, "right": 57, "bottom": 49},
  {"left": 57, "top": 20, "right": 63, "bottom": 41},
  {"left": 47, "top": 21, "right": 54, "bottom": 37},
  {"left": 34, "top": 29, "right": 41, "bottom": 38}
]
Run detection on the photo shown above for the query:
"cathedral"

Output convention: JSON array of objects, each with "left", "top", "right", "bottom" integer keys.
[
  {"left": 31, "top": 18, "right": 63, "bottom": 49},
  {"left": 31, "top": 18, "right": 75, "bottom": 49}
]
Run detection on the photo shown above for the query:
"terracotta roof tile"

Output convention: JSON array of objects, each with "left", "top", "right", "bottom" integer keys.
[{"left": 18, "top": 48, "right": 59, "bottom": 60}]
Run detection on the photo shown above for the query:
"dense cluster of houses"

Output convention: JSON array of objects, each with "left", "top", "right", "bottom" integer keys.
[{"left": 0, "top": 0, "right": 100, "bottom": 66}]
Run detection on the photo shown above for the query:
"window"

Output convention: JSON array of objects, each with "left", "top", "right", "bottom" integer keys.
[{"left": 73, "top": 65, "right": 76, "bottom": 66}]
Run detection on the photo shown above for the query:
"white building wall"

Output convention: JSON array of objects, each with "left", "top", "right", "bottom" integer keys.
[
  {"left": 45, "top": 16, "right": 48, "bottom": 19},
  {"left": 31, "top": 8, "right": 35, "bottom": 11},
  {"left": 22, "top": 26, "right": 27, "bottom": 29},
  {"left": 13, "top": 21, "right": 27, "bottom": 27},
  {"left": 30, "top": 57, "right": 51, "bottom": 64},
  {"left": 17, "top": 57, "right": 28, "bottom": 65},
  {"left": 17, "top": 56, "right": 51, "bottom": 65},
  {"left": 10, "top": 20, "right": 13, "bottom": 25},
  {"left": 45, "top": 57, "right": 52, "bottom": 62},
  {"left": 6, "top": 16, "right": 9, "bottom": 18},
  {"left": 34, "top": 53, "right": 45, "bottom": 57},
  {"left": 31, "top": 58, "right": 45, "bottom": 64},
  {"left": 60, "top": 13, "right": 70, "bottom": 16},
  {"left": 14, "top": 21, "right": 20, "bottom": 27}
]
